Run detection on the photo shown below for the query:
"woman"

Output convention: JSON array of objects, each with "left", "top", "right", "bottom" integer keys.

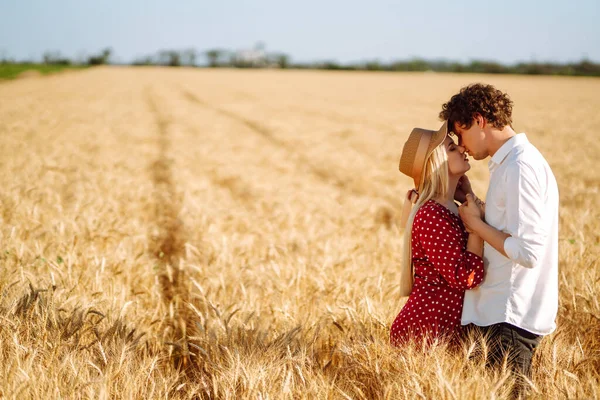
[{"left": 391, "top": 121, "right": 485, "bottom": 346}]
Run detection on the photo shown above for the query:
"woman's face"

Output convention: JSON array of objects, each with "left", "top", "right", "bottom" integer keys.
[{"left": 444, "top": 136, "right": 470, "bottom": 176}]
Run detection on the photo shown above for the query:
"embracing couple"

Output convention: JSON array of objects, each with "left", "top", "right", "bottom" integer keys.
[{"left": 390, "top": 84, "right": 559, "bottom": 386}]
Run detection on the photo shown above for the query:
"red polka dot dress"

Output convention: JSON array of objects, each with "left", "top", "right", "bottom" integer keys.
[{"left": 390, "top": 200, "right": 484, "bottom": 346}]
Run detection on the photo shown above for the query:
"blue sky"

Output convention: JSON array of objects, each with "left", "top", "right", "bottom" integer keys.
[{"left": 1, "top": 0, "right": 599, "bottom": 64}]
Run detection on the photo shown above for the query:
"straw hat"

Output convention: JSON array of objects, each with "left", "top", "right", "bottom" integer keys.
[
  {"left": 399, "top": 121, "right": 448, "bottom": 189},
  {"left": 398, "top": 121, "right": 448, "bottom": 229}
]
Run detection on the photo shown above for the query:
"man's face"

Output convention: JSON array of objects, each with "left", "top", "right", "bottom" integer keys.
[{"left": 453, "top": 120, "right": 488, "bottom": 160}]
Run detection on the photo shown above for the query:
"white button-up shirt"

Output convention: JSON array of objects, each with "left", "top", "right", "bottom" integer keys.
[{"left": 461, "top": 134, "right": 559, "bottom": 335}]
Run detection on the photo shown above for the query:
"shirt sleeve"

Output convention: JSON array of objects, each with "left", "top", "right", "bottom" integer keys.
[
  {"left": 414, "top": 206, "right": 484, "bottom": 290},
  {"left": 502, "top": 161, "right": 548, "bottom": 269}
]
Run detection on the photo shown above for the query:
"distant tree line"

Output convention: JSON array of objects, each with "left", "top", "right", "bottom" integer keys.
[
  {"left": 39, "top": 48, "right": 113, "bottom": 66},
  {"left": 132, "top": 44, "right": 290, "bottom": 69},
  {"left": 309, "top": 58, "right": 600, "bottom": 77},
  {"left": 133, "top": 47, "right": 600, "bottom": 76},
  {"left": 0, "top": 48, "right": 113, "bottom": 66},
  {"left": 2, "top": 46, "right": 599, "bottom": 77}
]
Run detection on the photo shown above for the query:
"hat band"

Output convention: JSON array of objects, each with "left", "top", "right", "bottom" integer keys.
[
  {"left": 400, "top": 189, "right": 419, "bottom": 228},
  {"left": 411, "top": 130, "right": 432, "bottom": 189}
]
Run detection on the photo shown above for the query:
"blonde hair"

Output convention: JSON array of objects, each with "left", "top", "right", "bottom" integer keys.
[{"left": 398, "top": 143, "right": 449, "bottom": 296}]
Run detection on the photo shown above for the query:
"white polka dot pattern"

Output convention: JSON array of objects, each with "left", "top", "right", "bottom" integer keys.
[{"left": 390, "top": 200, "right": 484, "bottom": 346}]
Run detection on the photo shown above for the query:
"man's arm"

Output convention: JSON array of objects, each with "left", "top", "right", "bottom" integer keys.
[
  {"left": 500, "top": 162, "right": 548, "bottom": 268},
  {"left": 469, "top": 218, "right": 510, "bottom": 257},
  {"left": 461, "top": 162, "right": 548, "bottom": 268}
]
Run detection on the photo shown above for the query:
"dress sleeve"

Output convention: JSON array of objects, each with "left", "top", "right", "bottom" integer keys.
[{"left": 413, "top": 205, "right": 484, "bottom": 290}]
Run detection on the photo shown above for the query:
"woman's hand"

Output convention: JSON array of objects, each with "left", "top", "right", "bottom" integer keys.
[{"left": 455, "top": 175, "right": 474, "bottom": 204}]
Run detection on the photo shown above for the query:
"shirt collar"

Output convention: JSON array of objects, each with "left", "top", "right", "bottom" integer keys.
[{"left": 488, "top": 133, "right": 528, "bottom": 170}]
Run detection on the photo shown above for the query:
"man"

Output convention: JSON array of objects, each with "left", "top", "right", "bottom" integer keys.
[{"left": 439, "top": 84, "right": 559, "bottom": 390}]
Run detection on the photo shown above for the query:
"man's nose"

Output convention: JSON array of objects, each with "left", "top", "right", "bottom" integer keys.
[{"left": 458, "top": 145, "right": 466, "bottom": 153}]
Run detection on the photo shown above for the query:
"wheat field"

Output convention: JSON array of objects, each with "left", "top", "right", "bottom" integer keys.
[{"left": 0, "top": 67, "right": 598, "bottom": 399}]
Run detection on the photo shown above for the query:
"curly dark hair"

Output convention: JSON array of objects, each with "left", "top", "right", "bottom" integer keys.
[{"left": 439, "top": 83, "right": 514, "bottom": 132}]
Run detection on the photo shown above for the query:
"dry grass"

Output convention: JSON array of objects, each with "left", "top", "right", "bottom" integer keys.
[{"left": 0, "top": 67, "right": 598, "bottom": 399}]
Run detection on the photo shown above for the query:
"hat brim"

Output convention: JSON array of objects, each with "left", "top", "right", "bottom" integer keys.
[
  {"left": 398, "top": 121, "right": 449, "bottom": 190},
  {"left": 414, "top": 121, "right": 448, "bottom": 189},
  {"left": 427, "top": 120, "right": 448, "bottom": 158}
]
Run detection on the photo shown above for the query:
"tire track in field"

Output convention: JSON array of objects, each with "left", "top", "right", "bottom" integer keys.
[
  {"left": 158, "top": 91, "right": 258, "bottom": 208},
  {"left": 184, "top": 89, "right": 393, "bottom": 163},
  {"left": 181, "top": 89, "right": 366, "bottom": 197},
  {"left": 145, "top": 88, "right": 191, "bottom": 368},
  {"left": 181, "top": 89, "right": 402, "bottom": 229},
  {"left": 210, "top": 173, "right": 258, "bottom": 208},
  {"left": 278, "top": 105, "right": 396, "bottom": 138}
]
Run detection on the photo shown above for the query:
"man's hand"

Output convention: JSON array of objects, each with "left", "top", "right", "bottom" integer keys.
[
  {"left": 459, "top": 194, "right": 483, "bottom": 233},
  {"left": 455, "top": 175, "right": 474, "bottom": 204}
]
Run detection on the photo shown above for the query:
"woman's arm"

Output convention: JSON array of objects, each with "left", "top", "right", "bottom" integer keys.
[
  {"left": 466, "top": 232, "right": 484, "bottom": 258},
  {"left": 415, "top": 205, "right": 484, "bottom": 290}
]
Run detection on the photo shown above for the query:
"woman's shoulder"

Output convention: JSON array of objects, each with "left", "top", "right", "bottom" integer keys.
[
  {"left": 414, "top": 200, "right": 453, "bottom": 226},
  {"left": 415, "top": 200, "right": 443, "bottom": 216}
]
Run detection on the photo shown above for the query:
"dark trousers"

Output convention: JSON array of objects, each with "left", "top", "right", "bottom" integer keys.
[{"left": 465, "top": 323, "right": 542, "bottom": 397}]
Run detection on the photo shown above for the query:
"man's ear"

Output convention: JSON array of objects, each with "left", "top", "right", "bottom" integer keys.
[{"left": 474, "top": 114, "right": 485, "bottom": 128}]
